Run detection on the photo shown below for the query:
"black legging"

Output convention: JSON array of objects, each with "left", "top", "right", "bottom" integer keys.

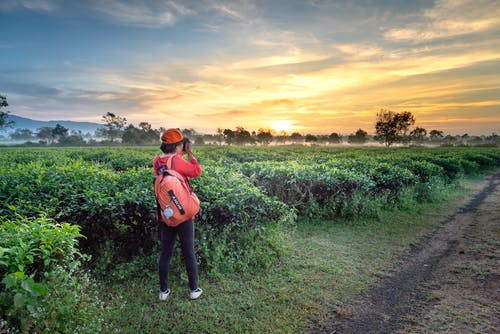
[{"left": 159, "top": 220, "right": 198, "bottom": 292}]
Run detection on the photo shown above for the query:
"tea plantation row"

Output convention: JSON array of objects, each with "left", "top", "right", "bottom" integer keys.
[{"left": 1, "top": 146, "right": 499, "bottom": 332}]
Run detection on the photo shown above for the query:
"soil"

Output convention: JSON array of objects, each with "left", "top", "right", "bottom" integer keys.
[{"left": 309, "top": 172, "right": 500, "bottom": 334}]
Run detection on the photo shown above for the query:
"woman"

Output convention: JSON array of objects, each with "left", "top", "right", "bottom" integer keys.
[{"left": 153, "top": 128, "right": 202, "bottom": 301}]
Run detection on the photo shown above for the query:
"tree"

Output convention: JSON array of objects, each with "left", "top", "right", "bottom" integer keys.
[
  {"left": 409, "top": 127, "right": 427, "bottom": 144},
  {"left": 216, "top": 128, "right": 224, "bottom": 145},
  {"left": 37, "top": 127, "right": 55, "bottom": 144},
  {"left": 99, "top": 112, "right": 127, "bottom": 142},
  {"left": 468, "top": 136, "right": 484, "bottom": 145},
  {"left": 10, "top": 128, "right": 34, "bottom": 141},
  {"left": 182, "top": 128, "right": 196, "bottom": 138},
  {"left": 257, "top": 128, "right": 273, "bottom": 145},
  {"left": 52, "top": 124, "right": 69, "bottom": 143},
  {"left": 0, "top": 95, "right": 15, "bottom": 130},
  {"left": 194, "top": 136, "right": 205, "bottom": 145},
  {"left": 223, "top": 129, "right": 235, "bottom": 145},
  {"left": 122, "top": 122, "right": 159, "bottom": 145},
  {"left": 138, "top": 122, "right": 152, "bottom": 132},
  {"left": 234, "top": 126, "right": 254, "bottom": 145},
  {"left": 139, "top": 122, "right": 160, "bottom": 144},
  {"left": 276, "top": 130, "right": 288, "bottom": 145},
  {"left": 348, "top": 129, "right": 368, "bottom": 144},
  {"left": 375, "top": 109, "right": 415, "bottom": 147},
  {"left": 305, "top": 134, "right": 318, "bottom": 143},
  {"left": 486, "top": 133, "right": 499, "bottom": 146},
  {"left": 443, "top": 135, "right": 457, "bottom": 146},
  {"left": 429, "top": 130, "right": 444, "bottom": 142},
  {"left": 59, "top": 132, "right": 86, "bottom": 146},
  {"left": 122, "top": 124, "right": 141, "bottom": 145},
  {"left": 328, "top": 132, "right": 342, "bottom": 144},
  {"left": 289, "top": 132, "right": 303, "bottom": 144},
  {"left": 317, "top": 135, "right": 329, "bottom": 144}
]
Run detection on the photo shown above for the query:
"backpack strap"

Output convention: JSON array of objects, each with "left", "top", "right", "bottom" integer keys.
[
  {"left": 155, "top": 154, "right": 175, "bottom": 176},
  {"left": 169, "top": 154, "right": 193, "bottom": 190},
  {"left": 166, "top": 155, "right": 174, "bottom": 170}
]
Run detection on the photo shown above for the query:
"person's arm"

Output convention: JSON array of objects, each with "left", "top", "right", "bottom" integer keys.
[{"left": 173, "top": 154, "right": 202, "bottom": 178}]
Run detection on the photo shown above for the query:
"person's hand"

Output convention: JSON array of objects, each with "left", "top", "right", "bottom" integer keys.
[{"left": 184, "top": 142, "right": 193, "bottom": 154}]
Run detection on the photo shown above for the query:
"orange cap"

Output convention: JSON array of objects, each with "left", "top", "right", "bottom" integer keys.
[{"left": 161, "top": 128, "right": 183, "bottom": 144}]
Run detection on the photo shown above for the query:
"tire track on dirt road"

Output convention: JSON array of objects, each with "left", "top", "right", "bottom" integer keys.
[{"left": 308, "top": 172, "right": 500, "bottom": 334}]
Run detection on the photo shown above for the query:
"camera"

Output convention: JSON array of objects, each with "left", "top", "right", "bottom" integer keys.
[{"left": 182, "top": 137, "right": 191, "bottom": 152}]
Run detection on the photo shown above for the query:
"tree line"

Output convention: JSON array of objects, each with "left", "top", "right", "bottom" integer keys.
[{"left": 1, "top": 95, "right": 498, "bottom": 147}]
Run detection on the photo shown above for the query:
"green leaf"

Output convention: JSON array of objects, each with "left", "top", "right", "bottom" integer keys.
[
  {"left": 32, "top": 282, "right": 48, "bottom": 297},
  {"left": 13, "top": 292, "right": 26, "bottom": 308},
  {"left": 26, "top": 254, "right": 34, "bottom": 264},
  {"left": 20, "top": 279, "right": 32, "bottom": 293},
  {"left": 13, "top": 271, "right": 26, "bottom": 280}
]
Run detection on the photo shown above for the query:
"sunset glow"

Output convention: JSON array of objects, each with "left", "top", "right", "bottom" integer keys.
[
  {"left": 1, "top": 0, "right": 499, "bottom": 135},
  {"left": 269, "top": 120, "right": 301, "bottom": 134}
]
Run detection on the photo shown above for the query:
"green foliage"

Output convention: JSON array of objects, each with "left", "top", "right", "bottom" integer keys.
[
  {"left": 0, "top": 214, "right": 82, "bottom": 277},
  {"left": 191, "top": 166, "right": 295, "bottom": 273},
  {"left": 0, "top": 145, "right": 499, "bottom": 331},
  {"left": 375, "top": 109, "right": 415, "bottom": 146},
  {"left": 0, "top": 215, "right": 104, "bottom": 333},
  {"left": 0, "top": 148, "right": 296, "bottom": 276},
  {"left": 239, "top": 161, "right": 376, "bottom": 219},
  {"left": 367, "top": 163, "right": 417, "bottom": 200}
]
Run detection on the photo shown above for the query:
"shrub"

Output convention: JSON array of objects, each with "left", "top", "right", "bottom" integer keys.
[
  {"left": 418, "top": 157, "right": 463, "bottom": 180},
  {"left": 462, "top": 152, "right": 495, "bottom": 169},
  {"left": 0, "top": 215, "right": 104, "bottom": 333},
  {"left": 191, "top": 166, "right": 296, "bottom": 273},
  {"left": 388, "top": 159, "right": 444, "bottom": 183},
  {"left": 239, "top": 161, "right": 375, "bottom": 219},
  {"left": 0, "top": 157, "right": 296, "bottom": 276},
  {"left": 367, "top": 163, "right": 418, "bottom": 200}
]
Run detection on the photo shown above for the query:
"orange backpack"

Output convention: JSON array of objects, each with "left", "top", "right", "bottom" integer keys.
[{"left": 154, "top": 156, "right": 200, "bottom": 227}]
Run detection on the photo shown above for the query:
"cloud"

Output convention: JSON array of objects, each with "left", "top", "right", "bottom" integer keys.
[
  {"left": 0, "top": 0, "right": 198, "bottom": 27},
  {"left": 384, "top": 0, "right": 500, "bottom": 41},
  {"left": 166, "top": 1, "right": 194, "bottom": 16},
  {"left": 227, "top": 50, "right": 331, "bottom": 71},
  {"left": 0, "top": 79, "right": 62, "bottom": 98},
  {"left": 333, "top": 43, "right": 384, "bottom": 58},
  {"left": 211, "top": 3, "right": 244, "bottom": 21},
  {"left": 0, "top": 0, "right": 57, "bottom": 12},
  {"left": 92, "top": 0, "right": 177, "bottom": 27},
  {"left": 205, "top": 0, "right": 257, "bottom": 21}
]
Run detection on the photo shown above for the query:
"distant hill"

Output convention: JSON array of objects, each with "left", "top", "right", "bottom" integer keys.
[{"left": 0, "top": 115, "right": 101, "bottom": 135}]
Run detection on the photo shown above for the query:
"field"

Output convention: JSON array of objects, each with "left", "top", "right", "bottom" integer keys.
[{"left": 1, "top": 145, "right": 499, "bottom": 333}]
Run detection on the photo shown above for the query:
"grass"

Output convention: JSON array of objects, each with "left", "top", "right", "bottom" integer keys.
[{"left": 94, "top": 175, "right": 488, "bottom": 333}]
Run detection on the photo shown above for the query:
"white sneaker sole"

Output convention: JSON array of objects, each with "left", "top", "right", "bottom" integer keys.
[
  {"left": 159, "top": 290, "right": 170, "bottom": 301},
  {"left": 190, "top": 289, "right": 203, "bottom": 300}
]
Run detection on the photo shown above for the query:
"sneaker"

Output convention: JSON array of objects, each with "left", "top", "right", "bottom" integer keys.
[
  {"left": 159, "top": 289, "right": 170, "bottom": 301},
  {"left": 190, "top": 288, "right": 203, "bottom": 300}
]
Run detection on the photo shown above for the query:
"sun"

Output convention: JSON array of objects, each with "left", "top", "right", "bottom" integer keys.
[{"left": 269, "top": 120, "right": 299, "bottom": 134}]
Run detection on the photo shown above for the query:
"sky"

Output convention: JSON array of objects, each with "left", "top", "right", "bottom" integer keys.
[{"left": 1, "top": 0, "right": 499, "bottom": 135}]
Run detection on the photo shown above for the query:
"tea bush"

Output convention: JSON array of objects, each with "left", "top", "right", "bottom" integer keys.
[
  {"left": 239, "top": 161, "right": 376, "bottom": 218},
  {"left": 1, "top": 146, "right": 499, "bottom": 264},
  {"left": 1, "top": 145, "right": 499, "bottom": 332},
  {"left": 0, "top": 215, "right": 104, "bottom": 333},
  {"left": 191, "top": 166, "right": 295, "bottom": 273},
  {"left": 0, "top": 155, "right": 295, "bottom": 274}
]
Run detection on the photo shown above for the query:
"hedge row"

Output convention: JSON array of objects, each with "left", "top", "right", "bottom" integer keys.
[
  {"left": 0, "top": 157, "right": 293, "bottom": 273},
  {"left": 238, "top": 148, "right": 500, "bottom": 219},
  {"left": 1, "top": 146, "right": 499, "bottom": 332}
]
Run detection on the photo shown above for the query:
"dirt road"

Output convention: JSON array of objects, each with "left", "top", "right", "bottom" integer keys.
[{"left": 311, "top": 172, "right": 500, "bottom": 334}]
